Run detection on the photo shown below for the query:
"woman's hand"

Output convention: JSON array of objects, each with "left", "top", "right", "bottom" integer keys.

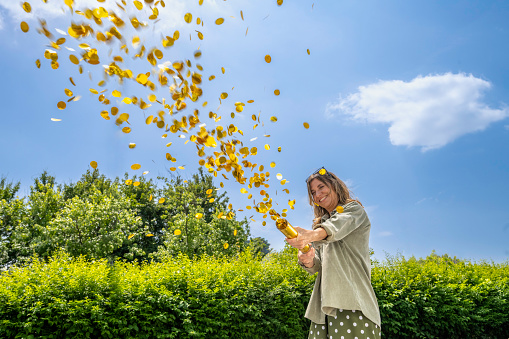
[
  {"left": 298, "top": 247, "right": 315, "bottom": 268},
  {"left": 286, "top": 226, "right": 327, "bottom": 249}
]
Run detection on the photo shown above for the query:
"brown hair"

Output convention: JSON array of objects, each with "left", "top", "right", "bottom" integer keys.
[{"left": 306, "top": 170, "right": 362, "bottom": 225}]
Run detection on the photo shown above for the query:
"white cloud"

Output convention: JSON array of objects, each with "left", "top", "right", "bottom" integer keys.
[
  {"left": 326, "top": 73, "right": 509, "bottom": 151},
  {"left": 0, "top": 11, "right": 4, "bottom": 30},
  {"left": 378, "top": 231, "right": 393, "bottom": 237}
]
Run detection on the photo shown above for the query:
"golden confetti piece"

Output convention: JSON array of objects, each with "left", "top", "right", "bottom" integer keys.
[
  {"left": 57, "top": 101, "right": 66, "bottom": 110},
  {"left": 196, "top": 31, "right": 204, "bottom": 40},
  {"left": 270, "top": 162, "right": 276, "bottom": 168},
  {"left": 112, "top": 90, "right": 121, "bottom": 97},
  {"left": 90, "top": 88, "right": 99, "bottom": 94},
  {"left": 69, "top": 55, "right": 79, "bottom": 64},
  {"left": 145, "top": 115, "right": 153, "bottom": 124},
  {"left": 195, "top": 213, "right": 203, "bottom": 219},
  {"left": 277, "top": 0, "right": 283, "bottom": 5},
  {"left": 129, "top": 143, "right": 136, "bottom": 149},
  {"left": 246, "top": 27, "right": 249, "bottom": 36},
  {"left": 51, "top": 118, "right": 62, "bottom": 122},
  {"left": 35, "top": 59, "right": 41, "bottom": 68},
  {"left": 215, "top": 18, "right": 225, "bottom": 25},
  {"left": 149, "top": 194, "right": 153, "bottom": 201},
  {"left": 240, "top": 10, "right": 244, "bottom": 20},
  {"left": 220, "top": 92, "right": 228, "bottom": 99},
  {"left": 234, "top": 229, "right": 238, "bottom": 236},
  {"left": 20, "top": 22, "right": 29, "bottom": 33},
  {"left": 170, "top": 167, "right": 176, "bottom": 171},
  {"left": 128, "top": 234, "right": 135, "bottom": 240},
  {"left": 281, "top": 179, "right": 287, "bottom": 185},
  {"left": 122, "top": 127, "right": 131, "bottom": 133},
  {"left": 123, "top": 97, "right": 132, "bottom": 104},
  {"left": 69, "top": 77, "right": 76, "bottom": 86},
  {"left": 125, "top": 179, "right": 133, "bottom": 185},
  {"left": 209, "top": 198, "right": 215, "bottom": 203},
  {"left": 146, "top": 233, "right": 154, "bottom": 237},
  {"left": 307, "top": 49, "right": 310, "bottom": 55},
  {"left": 224, "top": 243, "right": 229, "bottom": 249},
  {"left": 336, "top": 206, "right": 344, "bottom": 213},
  {"left": 133, "top": 181, "right": 140, "bottom": 187},
  {"left": 274, "top": 89, "right": 280, "bottom": 96},
  {"left": 240, "top": 188, "right": 248, "bottom": 193},
  {"left": 158, "top": 197, "right": 165, "bottom": 204},
  {"left": 319, "top": 168, "right": 326, "bottom": 175},
  {"left": 283, "top": 189, "right": 289, "bottom": 194},
  {"left": 206, "top": 189, "right": 213, "bottom": 194},
  {"left": 221, "top": 67, "right": 225, "bottom": 74},
  {"left": 270, "top": 116, "right": 277, "bottom": 122},
  {"left": 174, "top": 229, "right": 181, "bottom": 235},
  {"left": 278, "top": 147, "right": 282, "bottom": 152},
  {"left": 184, "top": 13, "right": 192, "bottom": 23},
  {"left": 22, "top": 2, "right": 31, "bottom": 13},
  {"left": 262, "top": 221, "right": 266, "bottom": 226},
  {"left": 264, "top": 55, "right": 271, "bottom": 63},
  {"left": 64, "top": 0, "right": 73, "bottom": 7},
  {"left": 133, "top": 0, "right": 143, "bottom": 10},
  {"left": 142, "top": 171, "right": 149, "bottom": 175},
  {"left": 65, "top": 89, "right": 73, "bottom": 97},
  {"left": 178, "top": 166, "right": 185, "bottom": 170},
  {"left": 303, "top": 122, "right": 310, "bottom": 129},
  {"left": 131, "top": 163, "right": 141, "bottom": 170},
  {"left": 264, "top": 144, "right": 270, "bottom": 150},
  {"left": 90, "top": 161, "right": 98, "bottom": 169},
  {"left": 276, "top": 173, "right": 283, "bottom": 180}
]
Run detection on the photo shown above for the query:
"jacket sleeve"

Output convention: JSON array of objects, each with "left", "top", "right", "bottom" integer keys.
[
  {"left": 298, "top": 247, "right": 321, "bottom": 275},
  {"left": 313, "top": 202, "right": 368, "bottom": 245}
]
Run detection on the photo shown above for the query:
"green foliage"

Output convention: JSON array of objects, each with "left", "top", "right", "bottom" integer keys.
[
  {"left": 0, "top": 176, "right": 20, "bottom": 203},
  {"left": 248, "top": 237, "right": 271, "bottom": 257},
  {"left": 0, "top": 168, "right": 252, "bottom": 268},
  {"left": 0, "top": 250, "right": 507, "bottom": 338}
]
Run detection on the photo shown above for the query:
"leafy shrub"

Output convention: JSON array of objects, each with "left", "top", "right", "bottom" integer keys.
[{"left": 0, "top": 250, "right": 507, "bottom": 338}]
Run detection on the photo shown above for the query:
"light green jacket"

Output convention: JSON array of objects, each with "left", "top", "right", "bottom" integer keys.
[{"left": 298, "top": 201, "right": 381, "bottom": 326}]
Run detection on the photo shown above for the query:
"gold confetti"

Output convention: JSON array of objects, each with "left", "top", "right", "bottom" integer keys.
[
  {"left": 128, "top": 234, "right": 135, "bottom": 240},
  {"left": 240, "top": 10, "right": 244, "bottom": 20},
  {"left": 270, "top": 116, "right": 277, "bottom": 122},
  {"left": 122, "top": 127, "right": 131, "bottom": 133},
  {"left": 336, "top": 206, "right": 344, "bottom": 213},
  {"left": 206, "top": 189, "right": 213, "bottom": 194},
  {"left": 276, "top": 173, "right": 283, "bottom": 180},
  {"left": 274, "top": 89, "right": 280, "bottom": 96},
  {"left": 277, "top": 0, "right": 283, "bottom": 5},
  {"left": 223, "top": 243, "right": 229, "bottom": 249},
  {"left": 215, "top": 18, "right": 225, "bottom": 25},
  {"left": 131, "top": 164, "right": 141, "bottom": 170},
  {"left": 133, "top": 181, "right": 140, "bottom": 187},
  {"left": 184, "top": 13, "right": 192, "bottom": 23},
  {"left": 174, "top": 229, "right": 181, "bottom": 235},
  {"left": 129, "top": 143, "right": 136, "bottom": 149},
  {"left": 125, "top": 179, "right": 133, "bottom": 185},
  {"left": 51, "top": 118, "right": 62, "bottom": 122},
  {"left": 307, "top": 49, "right": 310, "bottom": 55},
  {"left": 146, "top": 233, "right": 154, "bottom": 237},
  {"left": 158, "top": 197, "right": 165, "bottom": 204},
  {"left": 57, "top": 101, "right": 66, "bottom": 110},
  {"left": 35, "top": 59, "right": 41, "bottom": 68},
  {"left": 22, "top": 2, "right": 31, "bottom": 13},
  {"left": 319, "top": 168, "right": 326, "bottom": 175},
  {"left": 270, "top": 162, "right": 276, "bottom": 168},
  {"left": 195, "top": 213, "right": 203, "bottom": 219},
  {"left": 90, "top": 161, "right": 98, "bottom": 169},
  {"left": 264, "top": 55, "right": 271, "bottom": 63},
  {"left": 303, "top": 122, "right": 310, "bottom": 129},
  {"left": 264, "top": 144, "right": 270, "bottom": 150},
  {"left": 20, "top": 22, "right": 29, "bottom": 33}
]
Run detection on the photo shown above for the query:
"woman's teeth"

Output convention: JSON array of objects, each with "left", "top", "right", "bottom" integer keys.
[{"left": 319, "top": 196, "right": 327, "bottom": 202}]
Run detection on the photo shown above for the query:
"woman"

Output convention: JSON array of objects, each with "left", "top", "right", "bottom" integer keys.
[{"left": 286, "top": 168, "right": 381, "bottom": 339}]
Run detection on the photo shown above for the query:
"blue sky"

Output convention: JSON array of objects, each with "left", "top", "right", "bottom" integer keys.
[{"left": 0, "top": 0, "right": 508, "bottom": 262}]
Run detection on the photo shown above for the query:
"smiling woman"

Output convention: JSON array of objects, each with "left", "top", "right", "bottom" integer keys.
[{"left": 286, "top": 168, "right": 381, "bottom": 339}]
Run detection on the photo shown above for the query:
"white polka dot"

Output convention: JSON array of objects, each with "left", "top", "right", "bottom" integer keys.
[
  {"left": 340, "top": 322, "right": 343, "bottom": 326},
  {"left": 341, "top": 337, "right": 344, "bottom": 339},
  {"left": 335, "top": 329, "right": 338, "bottom": 333},
  {"left": 317, "top": 331, "right": 320, "bottom": 335},
  {"left": 310, "top": 330, "right": 313, "bottom": 334},
  {"left": 347, "top": 329, "right": 351, "bottom": 333},
  {"left": 367, "top": 337, "right": 370, "bottom": 339},
  {"left": 365, "top": 323, "right": 369, "bottom": 327},
  {"left": 375, "top": 325, "right": 378, "bottom": 328},
  {"left": 334, "top": 316, "right": 337, "bottom": 319},
  {"left": 346, "top": 315, "right": 349, "bottom": 319},
  {"left": 359, "top": 316, "right": 363, "bottom": 320},
  {"left": 379, "top": 332, "right": 381, "bottom": 335},
  {"left": 339, "top": 309, "right": 343, "bottom": 312},
  {"left": 322, "top": 326, "right": 325, "bottom": 330},
  {"left": 315, "top": 325, "right": 317, "bottom": 328},
  {"left": 352, "top": 310, "right": 356, "bottom": 313},
  {"left": 361, "top": 330, "right": 364, "bottom": 334},
  {"left": 330, "top": 322, "right": 332, "bottom": 326},
  {"left": 353, "top": 322, "right": 357, "bottom": 326},
  {"left": 355, "top": 337, "right": 358, "bottom": 339}
]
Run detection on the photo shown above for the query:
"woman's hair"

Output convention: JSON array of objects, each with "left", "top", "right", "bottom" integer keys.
[{"left": 306, "top": 169, "right": 362, "bottom": 224}]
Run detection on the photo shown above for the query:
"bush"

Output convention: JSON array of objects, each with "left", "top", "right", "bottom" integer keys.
[{"left": 0, "top": 250, "right": 507, "bottom": 338}]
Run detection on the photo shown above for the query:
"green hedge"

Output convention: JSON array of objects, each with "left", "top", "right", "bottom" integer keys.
[{"left": 0, "top": 250, "right": 508, "bottom": 338}]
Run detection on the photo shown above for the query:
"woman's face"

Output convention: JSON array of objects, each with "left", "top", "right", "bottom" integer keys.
[{"left": 309, "top": 178, "right": 339, "bottom": 213}]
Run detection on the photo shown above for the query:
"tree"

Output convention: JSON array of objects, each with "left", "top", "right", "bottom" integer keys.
[
  {"left": 152, "top": 168, "right": 251, "bottom": 259},
  {"left": 248, "top": 237, "right": 271, "bottom": 257},
  {"left": 0, "top": 176, "right": 20, "bottom": 203}
]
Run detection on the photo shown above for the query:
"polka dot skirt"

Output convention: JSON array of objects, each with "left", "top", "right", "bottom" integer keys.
[{"left": 308, "top": 309, "right": 381, "bottom": 339}]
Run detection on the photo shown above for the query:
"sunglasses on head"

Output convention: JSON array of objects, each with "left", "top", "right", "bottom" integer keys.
[{"left": 305, "top": 166, "right": 331, "bottom": 183}]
